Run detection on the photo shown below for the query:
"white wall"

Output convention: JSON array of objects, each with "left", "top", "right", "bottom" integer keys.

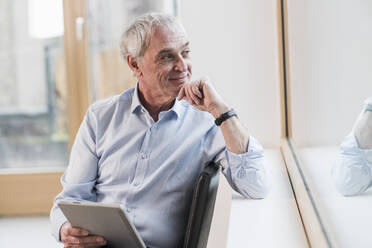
[
  {"left": 287, "top": 0, "right": 372, "bottom": 147},
  {"left": 180, "top": 0, "right": 282, "bottom": 148}
]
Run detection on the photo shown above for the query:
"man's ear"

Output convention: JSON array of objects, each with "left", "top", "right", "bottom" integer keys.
[{"left": 126, "top": 54, "right": 141, "bottom": 77}]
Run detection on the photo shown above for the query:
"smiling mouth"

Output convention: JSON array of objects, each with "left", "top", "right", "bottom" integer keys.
[{"left": 169, "top": 76, "right": 187, "bottom": 81}]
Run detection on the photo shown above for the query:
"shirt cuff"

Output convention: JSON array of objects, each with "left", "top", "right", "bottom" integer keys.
[
  {"left": 224, "top": 135, "right": 265, "bottom": 171},
  {"left": 223, "top": 135, "right": 270, "bottom": 198},
  {"left": 50, "top": 206, "right": 67, "bottom": 242},
  {"left": 332, "top": 133, "right": 372, "bottom": 195},
  {"left": 340, "top": 133, "right": 372, "bottom": 157}
]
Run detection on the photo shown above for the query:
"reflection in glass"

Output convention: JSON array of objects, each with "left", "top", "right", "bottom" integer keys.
[
  {"left": 285, "top": 0, "right": 372, "bottom": 247},
  {"left": 332, "top": 97, "right": 372, "bottom": 196},
  {"left": 0, "top": 0, "right": 68, "bottom": 168}
]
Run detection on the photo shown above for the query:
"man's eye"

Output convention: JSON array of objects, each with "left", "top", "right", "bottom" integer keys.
[{"left": 161, "top": 54, "right": 174, "bottom": 60}]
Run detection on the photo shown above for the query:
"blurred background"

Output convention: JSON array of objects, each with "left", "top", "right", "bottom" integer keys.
[
  {"left": 0, "top": 1, "right": 287, "bottom": 247},
  {"left": 1, "top": 0, "right": 371, "bottom": 247}
]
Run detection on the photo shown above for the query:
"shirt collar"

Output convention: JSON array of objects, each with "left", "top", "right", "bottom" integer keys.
[
  {"left": 130, "top": 84, "right": 143, "bottom": 114},
  {"left": 169, "top": 97, "right": 183, "bottom": 119},
  {"left": 130, "top": 83, "right": 184, "bottom": 119}
]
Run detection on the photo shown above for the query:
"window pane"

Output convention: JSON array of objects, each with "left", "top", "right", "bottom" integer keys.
[{"left": 0, "top": 0, "right": 68, "bottom": 169}]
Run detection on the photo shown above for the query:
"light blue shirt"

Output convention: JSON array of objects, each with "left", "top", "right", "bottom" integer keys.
[
  {"left": 332, "top": 97, "right": 372, "bottom": 196},
  {"left": 50, "top": 85, "right": 270, "bottom": 248}
]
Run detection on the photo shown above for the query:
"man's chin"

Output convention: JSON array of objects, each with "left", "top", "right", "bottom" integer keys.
[
  {"left": 167, "top": 77, "right": 189, "bottom": 96},
  {"left": 169, "top": 82, "right": 184, "bottom": 97}
]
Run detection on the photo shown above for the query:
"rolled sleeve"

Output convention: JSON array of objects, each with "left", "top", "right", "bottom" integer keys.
[
  {"left": 222, "top": 136, "right": 271, "bottom": 199},
  {"left": 205, "top": 128, "right": 271, "bottom": 199},
  {"left": 50, "top": 204, "right": 67, "bottom": 241},
  {"left": 331, "top": 133, "right": 372, "bottom": 196},
  {"left": 50, "top": 174, "right": 98, "bottom": 241},
  {"left": 49, "top": 108, "right": 99, "bottom": 241}
]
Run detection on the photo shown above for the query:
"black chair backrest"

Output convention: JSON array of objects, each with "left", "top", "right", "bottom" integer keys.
[{"left": 183, "top": 162, "right": 221, "bottom": 248}]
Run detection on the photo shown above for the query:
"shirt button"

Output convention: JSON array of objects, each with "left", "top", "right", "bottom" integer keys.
[
  {"left": 126, "top": 207, "right": 131, "bottom": 213},
  {"left": 141, "top": 153, "right": 146, "bottom": 159},
  {"left": 140, "top": 108, "right": 145, "bottom": 113}
]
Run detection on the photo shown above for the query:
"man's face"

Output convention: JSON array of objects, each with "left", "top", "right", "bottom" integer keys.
[{"left": 137, "top": 26, "right": 192, "bottom": 98}]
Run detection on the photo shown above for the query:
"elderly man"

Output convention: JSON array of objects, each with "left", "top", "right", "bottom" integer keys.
[
  {"left": 332, "top": 97, "right": 372, "bottom": 196},
  {"left": 50, "top": 13, "right": 270, "bottom": 248}
]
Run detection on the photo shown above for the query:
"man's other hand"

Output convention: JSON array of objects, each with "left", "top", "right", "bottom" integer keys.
[
  {"left": 177, "top": 77, "right": 230, "bottom": 118},
  {"left": 60, "top": 221, "right": 107, "bottom": 248}
]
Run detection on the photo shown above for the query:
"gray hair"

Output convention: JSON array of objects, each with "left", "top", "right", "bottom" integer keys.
[{"left": 120, "top": 12, "right": 185, "bottom": 60}]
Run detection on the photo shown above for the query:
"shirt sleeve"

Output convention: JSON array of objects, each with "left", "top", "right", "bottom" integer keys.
[
  {"left": 203, "top": 126, "right": 271, "bottom": 199},
  {"left": 50, "top": 108, "right": 99, "bottom": 241},
  {"left": 331, "top": 133, "right": 372, "bottom": 196}
]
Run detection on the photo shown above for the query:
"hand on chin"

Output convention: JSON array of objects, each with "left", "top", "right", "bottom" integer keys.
[{"left": 177, "top": 77, "right": 229, "bottom": 116}]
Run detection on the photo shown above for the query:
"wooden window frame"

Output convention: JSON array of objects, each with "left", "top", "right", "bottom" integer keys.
[
  {"left": 0, "top": 0, "right": 89, "bottom": 215},
  {"left": 277, "top": 0, "right": 336, "bottom": 247}
]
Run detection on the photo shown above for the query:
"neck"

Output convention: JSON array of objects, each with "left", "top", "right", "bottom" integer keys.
[{"left": 137, "top": 83, "right": 175, "bottom": 122}]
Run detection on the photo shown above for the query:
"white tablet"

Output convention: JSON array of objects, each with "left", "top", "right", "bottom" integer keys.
[{"left": 57, "top": 200, "right": 146, "bottom": 248}]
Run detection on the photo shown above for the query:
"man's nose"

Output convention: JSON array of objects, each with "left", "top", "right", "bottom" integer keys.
[{"left": 174, "top": 56, "right": 188, "bottom": 72}]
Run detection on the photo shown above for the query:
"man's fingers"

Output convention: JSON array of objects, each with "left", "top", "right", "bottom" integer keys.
[
  {"left": 186, "top": 85, "right": 201, "bottom": 105},
  {"left": 177, "top": 86, "right": 185, "bottom": 100},
  {"left": 185, "top": 86, "right": 195, "bottom": 104},
  {"left": 65, "top": 244, "right": 105, "bottom": 248},
  {"left": 183, "top": 86, "right": 191, "bottom": 102},
  {"left": 191, "top": 83, "right": 203, "bottom": 99},
  {"left": 67, "top": 245, "right": 104, "bottom": 248},
  {"left": 83, "top": 243, "right": 107, "bottom": 248},
  {"left": 178, "top": 81, "right": 205, "bottom": 106},
  {"left": 64, "top": 235, "right": 106, "bottom": 246},
  {"left": 67, "top": 227, "right": 89, "bottom": 237}
]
